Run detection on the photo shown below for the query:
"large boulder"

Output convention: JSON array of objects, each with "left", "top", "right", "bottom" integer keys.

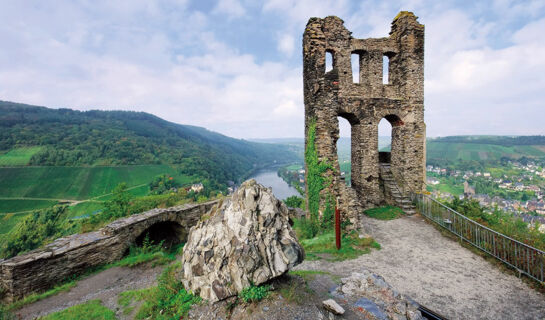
[{"left": 181, "top": 179, "right": 304, "bottom": 302}]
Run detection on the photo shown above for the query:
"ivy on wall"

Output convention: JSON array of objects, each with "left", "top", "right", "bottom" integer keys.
[{"left": 305, "top": 119, "right": 333, "bottom": 225}]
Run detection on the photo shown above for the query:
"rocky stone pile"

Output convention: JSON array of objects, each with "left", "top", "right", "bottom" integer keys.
[
  {"left": 334, "top": 271, "right": 423, "bottom": 320},
  {"left": 181, "top": 179, "right": 304, "bottom": 302}
]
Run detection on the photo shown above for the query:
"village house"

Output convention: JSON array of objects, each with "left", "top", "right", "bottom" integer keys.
[{"left": 191, "top": 183, "right": 204, "bottom": 193}]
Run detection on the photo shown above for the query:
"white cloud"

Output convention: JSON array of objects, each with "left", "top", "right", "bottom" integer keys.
[
  {"left": 277, "top": 33, "right": 295, "bottom": 56},
  {"left": 273, "top": 100, "right": 299, "bottom": 117},
  {"left": 1, "top": 0, "right": 545, "bottom": 139},
  {"left": 213, "top": 0, "right": 246, "bottom": 19}
]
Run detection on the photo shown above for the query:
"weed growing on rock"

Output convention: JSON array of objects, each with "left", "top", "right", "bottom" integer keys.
[{"left": 239, "top": 284, "right": 271, "bottom": 303}]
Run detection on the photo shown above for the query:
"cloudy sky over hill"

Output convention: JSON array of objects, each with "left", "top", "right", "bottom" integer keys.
[{"left": 1, "top": 0, "right": 544, "bottom": 138}]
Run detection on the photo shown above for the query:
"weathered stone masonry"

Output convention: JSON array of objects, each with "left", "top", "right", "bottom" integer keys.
[
  {"left": 303, "top": 12, "right": 426, "bottom": 224},
  {"left": 0, "top": 200, "right": 220, "bottom": 303}
]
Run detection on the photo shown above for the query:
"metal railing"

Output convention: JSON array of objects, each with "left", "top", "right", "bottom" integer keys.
[{"left": 411, "top": 192, "right": 545, "bottom": 284}]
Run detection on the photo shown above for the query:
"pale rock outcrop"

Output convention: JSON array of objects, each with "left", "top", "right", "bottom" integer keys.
[
  {"left": 322, "top": 299, "right": 345, "bottom": 315},
  {"left": 336, "top": 271, "right": 423, "bottom": 320},
  {"left": 181, "top": 179, "right": 304, "bottom": 302}
]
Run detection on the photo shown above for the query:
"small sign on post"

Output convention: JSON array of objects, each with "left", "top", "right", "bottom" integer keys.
[{"left": 335, "top": 198, "right": 341, "bottom": 250}]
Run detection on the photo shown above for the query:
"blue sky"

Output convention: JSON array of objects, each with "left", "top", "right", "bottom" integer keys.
[{"left": 1, "top": 0, "right": 545, "bottom": 138}]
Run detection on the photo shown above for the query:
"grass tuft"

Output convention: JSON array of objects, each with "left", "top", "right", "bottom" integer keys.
[
  {"left": 300, "top": 231, "right": 379, "bottom": 261},
  {"left": 40, "top": 299, "right": 116, "bottom": 320},
  {"left": 364, "top": 205, "right": 403, "bottom": 220}
]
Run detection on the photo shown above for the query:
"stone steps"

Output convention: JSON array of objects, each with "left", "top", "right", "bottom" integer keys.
[{"left": 379, "top": 163, "right": 416, "bottom": 215}]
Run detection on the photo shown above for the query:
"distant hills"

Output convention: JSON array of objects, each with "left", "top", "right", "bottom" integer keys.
[
  {"left": 0, "top": 101, "right": 299, "bottom": 185},
  {"left": 427, "top": 136, "right": 545, "bottom": 163},
  {"left": 252, "top": 135, "right": 545, "bottom": 165}
]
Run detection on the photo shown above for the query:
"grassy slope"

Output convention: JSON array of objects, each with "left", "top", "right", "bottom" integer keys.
[
  {"left": 0, "top": 146, "right": 44, "bottom": 166},
  {"left": 0, "top": 199, "right": 58, "bottom": 214},
  {"left": 0, "top": 165, "right": 183, "bottom": 200}
]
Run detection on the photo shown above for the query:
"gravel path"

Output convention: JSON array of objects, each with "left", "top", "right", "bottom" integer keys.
[
  {"left": 15, "top": 264, "right": 163, "bottom": 320},
  {"left": 296, "top": 214, "right": 545, "bottom": 319}
]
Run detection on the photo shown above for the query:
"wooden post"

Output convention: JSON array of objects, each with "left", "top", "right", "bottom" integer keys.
[{"left": 335, "top": 198, "right": 341, "bottom": 250}]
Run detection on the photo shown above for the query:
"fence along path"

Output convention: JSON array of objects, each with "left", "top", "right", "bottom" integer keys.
[{"left": 411, "top": 193, "right": 544, "bottom": 284}]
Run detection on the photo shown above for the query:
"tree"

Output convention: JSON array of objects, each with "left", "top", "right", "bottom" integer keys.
[{"left": 104, "top": 183, "right": 132, "bottom": 219}]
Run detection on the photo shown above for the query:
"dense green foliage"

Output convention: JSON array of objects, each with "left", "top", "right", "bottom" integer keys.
[
  {"left": 41, "top": 300, "right": 116, "bottom": 320},
  {"left": 1, "top": 206, "right": 78, "bottom": 258},
  {"left": 118, "top": 262, "right": 201, "bottom": 319},
  {"left": 149, "top": 174, "right": 184, "bottom": 195},
  {"left": 364, "top": 206, "right": 403, "bottom": 220},
  {"left": 0, "top": 101, "right": 298, "bottom": 185},
  {"left": 445, "top": 198, "right": 545, "bottom": 251},
  {"left": 239, "top": 284, "right": 271, "bottom": 303},
  {"left": 283, "top": 195, "right": 304, "bottom": 209}
]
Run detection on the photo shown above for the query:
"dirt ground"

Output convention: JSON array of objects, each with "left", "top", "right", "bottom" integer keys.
[
  {"left": 296, "top": 213, "right": 545, "bottom": 320},
  {"left": 15, "top": 264, "right": 164, "bottom": 320}
]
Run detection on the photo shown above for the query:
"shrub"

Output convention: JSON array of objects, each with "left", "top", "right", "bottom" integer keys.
[{"left": 239, "top": 284, "right": 271, "bottom": 303}]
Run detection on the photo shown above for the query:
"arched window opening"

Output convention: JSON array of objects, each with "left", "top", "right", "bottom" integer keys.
[
  {"left": 325, "top": 51, "right": 333, "bottom": 72},
  {"left": 351, "top": 53, "right": 360, "bottom": 83},
  {"left": 135, "top": 221, "right": 186, "bottom": 250},
  {"left": 378, "top": 118, "right": 392, "bottom": 163},
  {"left": 337, "top": 116, "right": 351, "bottom": 186},
  {"left": 383, "top": 55, "right": 390, "bottom": 84}
]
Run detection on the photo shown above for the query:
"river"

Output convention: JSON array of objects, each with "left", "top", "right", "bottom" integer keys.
[{"left": 249, "top": 169, "right": 300, "bottom": 200}]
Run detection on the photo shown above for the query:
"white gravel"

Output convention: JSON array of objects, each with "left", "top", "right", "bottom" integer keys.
[{"left": 296, "top": 214, "right": 545, "bottom": 320}]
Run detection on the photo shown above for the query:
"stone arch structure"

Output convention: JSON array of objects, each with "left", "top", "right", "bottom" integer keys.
[
  {"left": 0, "top": 200, "right": 220, "bottom": 303},
  {"left": 134, "top": 221, "right": 186, "bottom": 248},
  {"left": 303, "top": 12, "right": 426, "bottom": 225}
]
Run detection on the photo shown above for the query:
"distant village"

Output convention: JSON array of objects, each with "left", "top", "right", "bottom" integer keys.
[{"left": 426, "top": 161, "right": 545, "bottom": 228}]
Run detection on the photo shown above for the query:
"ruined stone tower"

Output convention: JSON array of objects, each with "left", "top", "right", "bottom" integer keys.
[{"left": 303, "top": 12, "right": 425, "bottom": 225}]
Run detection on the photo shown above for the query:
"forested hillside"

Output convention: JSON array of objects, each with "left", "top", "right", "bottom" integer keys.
[{"left": 0, "top": 101, "right": 298, "bottom": 184}]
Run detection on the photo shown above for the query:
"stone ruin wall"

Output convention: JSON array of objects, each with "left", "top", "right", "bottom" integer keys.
[
  {"left": 303, "top": 12, "right": 426, "bottom": 224},
  {"left": 0, "top": 200, "right": 220, "bottom": 303}
]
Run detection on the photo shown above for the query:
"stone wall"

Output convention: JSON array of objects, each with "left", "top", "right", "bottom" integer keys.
[
  {"left": 0, "top": 200, "right": 220, "bottom": 303},
  {"left": 303, "top": 12, "right": 426, "bottom": 225}
]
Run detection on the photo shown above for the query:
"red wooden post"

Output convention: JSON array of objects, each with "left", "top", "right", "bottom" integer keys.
[{"left": 335, "top": 198, "right": 341, "bottom": 250}]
